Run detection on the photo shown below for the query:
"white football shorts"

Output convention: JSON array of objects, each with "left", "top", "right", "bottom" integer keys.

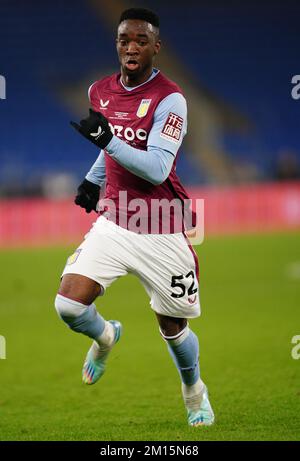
[{"left": 62, "top": 216, "right": 200, "bottom": 318}]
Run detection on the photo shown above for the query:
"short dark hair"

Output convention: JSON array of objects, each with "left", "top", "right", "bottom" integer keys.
[{"left": 119, "top": 8, "right": 159, "bottom": 28}]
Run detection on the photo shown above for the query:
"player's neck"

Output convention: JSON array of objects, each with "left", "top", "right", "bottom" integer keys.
[{"left": 121, "top": 67, "right": 154, "bottom": 88}]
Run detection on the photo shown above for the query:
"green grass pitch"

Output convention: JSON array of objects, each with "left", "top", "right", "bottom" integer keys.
[{"left": 0, "top": 232, "right": 299, "bottom": 441}]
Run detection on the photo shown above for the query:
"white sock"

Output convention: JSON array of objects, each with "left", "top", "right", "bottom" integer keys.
[
  {"left": 91, "top": 321, "right": 115, "bottom": 360},
  {"left": 182, "top": 377, "right": 205, "bottom": 411},
  {"left": 96, "top": 321, "right": 115, "bottom": 347}
]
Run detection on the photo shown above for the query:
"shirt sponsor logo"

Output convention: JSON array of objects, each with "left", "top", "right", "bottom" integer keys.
[
  {"left": 109, "top": 124, "right": 147, "bottom": 142},
  {"left": 160, "top": 112, "right": 183, "bottom": 144},
  {"left": 136, "top": 99, "right": 152, "bottom": 118}
]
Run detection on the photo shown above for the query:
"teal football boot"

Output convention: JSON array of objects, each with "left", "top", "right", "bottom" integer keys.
[
  {"left": 82, "top": 320, "right": 122, "bottom": 385},
  {"left": 187, "top": 385, "right": 215, "bottom": 426}
]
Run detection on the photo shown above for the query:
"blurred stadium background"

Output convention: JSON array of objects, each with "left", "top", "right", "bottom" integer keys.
[
  {"left": 1, "top": 0, "right": 300, "bottom": 244},
  {"left": 0, "top": 0, "right": 299, "bottom": 441}
]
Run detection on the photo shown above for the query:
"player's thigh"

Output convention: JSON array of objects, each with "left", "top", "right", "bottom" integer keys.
[
  {"left": 137, "top": 233, "right": 200, "bottom": 319},
  {"left": 61, "top": 217, "right": 130, "bottom": 295}
]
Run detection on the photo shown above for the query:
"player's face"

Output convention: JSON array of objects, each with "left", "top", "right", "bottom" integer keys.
[{"left": 116, "top": 19, "right": 161, "bottom": 86}]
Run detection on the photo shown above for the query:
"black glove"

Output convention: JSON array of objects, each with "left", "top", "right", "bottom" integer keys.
[
  {"left": 71, "top": 108, "right": 113, "bottom": 149},
  {"left": 74, "top": 179, "right": 100, "bottom": 213}
]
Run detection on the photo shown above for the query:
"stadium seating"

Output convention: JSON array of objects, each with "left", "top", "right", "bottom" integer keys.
[{"left": 1, "top": 0, "right": 299, "bottom": 195}]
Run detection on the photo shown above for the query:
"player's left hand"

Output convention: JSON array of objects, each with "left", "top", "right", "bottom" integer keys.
[
  {"left": 74, "top": 178, "right": 100, "bottom": 213},
  {"left": 70, "top": 108, "right": 113, "bottom": 149}
]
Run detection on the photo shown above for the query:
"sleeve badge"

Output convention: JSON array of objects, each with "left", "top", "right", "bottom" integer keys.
[{"left": 160, "top": 112, "right": 184, "bottom": 144}]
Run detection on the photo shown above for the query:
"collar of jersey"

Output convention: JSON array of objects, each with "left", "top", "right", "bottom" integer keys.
[{"left": 120, "top": 68, "right": 160, "bottom": 92}]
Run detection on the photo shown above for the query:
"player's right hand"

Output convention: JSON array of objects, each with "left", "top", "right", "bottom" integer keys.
[
  {"left": 70, "top": 109, "right": 113, "bottom": 149},
  {"left": 74, "top": 179, "right": 100, "bottom": 213}
]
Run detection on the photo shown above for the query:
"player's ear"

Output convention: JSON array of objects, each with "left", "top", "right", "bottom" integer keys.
[
  {"left": 154, "top": 40, "right": 161, "bottom": 55},
  {"left": 116, "top": 37, "right": 122, "bottom": 53}
]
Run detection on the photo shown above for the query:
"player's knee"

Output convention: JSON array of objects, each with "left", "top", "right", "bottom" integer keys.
[
  {"left": 54, "top": 293, "right": 87, "bottom": 323},
  {"left": 59, "top": 274, "right": 102, "bottom": 305},
  {"left": 159, "top": 324, "right": 188, "bottom": 342},
  {"left": 54, "top": 294, "right": 104, "bottom": 338},
  {"left": 156, "top": 314, "right": 187, "bottom": 338}
]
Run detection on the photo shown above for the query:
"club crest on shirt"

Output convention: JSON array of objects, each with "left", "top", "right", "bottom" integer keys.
[
  {"left": 136, "top": 99, "right": 152, "bottom": 118},
  {"left": 67, "top": 249, "right": 82, "bottom": 265}
]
